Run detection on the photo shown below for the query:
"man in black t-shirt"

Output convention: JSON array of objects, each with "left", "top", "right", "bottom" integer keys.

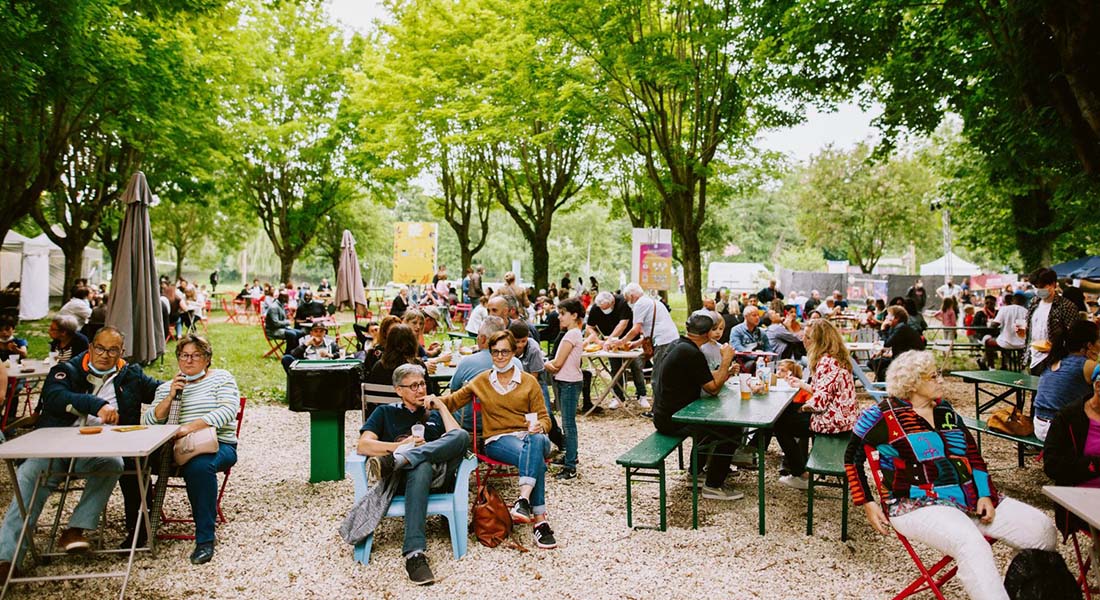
[
  {"left": 584, "top": 291, "right": 647, "bottom": 409},
  {"left": 652, "top": 313, "right": 743, "bottom": 501},
  {"left": 355, "top": 364, "right": 469, "bottom": 585}
]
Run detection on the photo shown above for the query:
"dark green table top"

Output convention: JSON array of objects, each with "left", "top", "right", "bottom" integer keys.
[
  {"left": 672, "top": 384, "right": 796, "bottom": 428},
  {"left": 948, "top": 370, "right": 1039, "bottom": 392}
]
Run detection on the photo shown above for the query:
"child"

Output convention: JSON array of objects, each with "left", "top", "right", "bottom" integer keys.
[
  {"left": 544, "top": 297, "right": 586, "bottom": 480},
  {"left": 0, "top": 317, "right": 28, "bottom": 362},
  {"left": 934, "top": 297, "right": 959, "bottom": 341}
]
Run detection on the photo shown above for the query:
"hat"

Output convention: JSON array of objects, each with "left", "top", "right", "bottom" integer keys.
[
  {"left": 422, "top": 306, "right": 444, "bottom": 324},
  {"left": 309, "top": 321, "right": 326, "bottom": 330}
]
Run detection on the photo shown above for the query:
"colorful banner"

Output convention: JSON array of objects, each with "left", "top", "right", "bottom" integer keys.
[
  {"left": 969, "top": 273, "right": 1018, "bottom": 291},
  {"left": 639, "top": 243, "right": 673, "bottom": 291},
  {"left": 392, "top": 222, "right": 437, "bottom": 285}
]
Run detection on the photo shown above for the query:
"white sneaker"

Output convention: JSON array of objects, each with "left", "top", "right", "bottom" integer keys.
[
  {"left": 779, "top": 474, "right": 809, "bottom": 490},
  {"left": 607, "top": 397, "right": 621, "bottom": 409},
  {"left": 636, "top": 396, "right": 651, "bottom": 409},
  {"left": 701, "top": 486, "right": 744, "bottom": 501}
]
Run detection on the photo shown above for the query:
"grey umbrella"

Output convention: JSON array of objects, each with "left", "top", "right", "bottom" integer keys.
[
  {"left": 334, "top": 229, "right": 367, "bottom": 314},
  {"left": 105, "top": 171, "right": 165, "bottom": 363}
]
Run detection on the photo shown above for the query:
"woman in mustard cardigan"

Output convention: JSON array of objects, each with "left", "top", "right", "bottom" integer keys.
[{"left": 435, "top": 330, "right": 557, "bottom": 549}]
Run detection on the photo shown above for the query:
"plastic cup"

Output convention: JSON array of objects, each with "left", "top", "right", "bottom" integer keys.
[
  {"left": 739, "top": 374, "right": 752, "bottom": 400},
  {"left": 525, "top": 412, "right": 538, "bottom": 432},
  {"left": 410, "top": 424, "right": 425, "bottom": 439}
]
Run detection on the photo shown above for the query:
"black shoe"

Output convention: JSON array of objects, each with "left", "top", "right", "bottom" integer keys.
[
  {"left": 976, "top": 358, "right": 987, "bottom": 370},
  {"left": 118, "top": 530, "right": 147, "bottom": 550},
  {"left": 190, "top": 542, "right": 214, "bottom": 565},
  {"left": 404, "top": 552, "right": 435, "bottom": 585},
  {"left": 640, "top": 411, "right": 654, "bottom": 419},
  {"left": 554, "top": 468, "right": 577, "bottom": 480},
  {"left": 510, "top": 498, "right": 533, "bottom": 524},
  {"left": 533, "top": 522, "right": 557, "bottom": 549},
  {"left": 367, "top": 454, "right": 396, "bottom": 485}
]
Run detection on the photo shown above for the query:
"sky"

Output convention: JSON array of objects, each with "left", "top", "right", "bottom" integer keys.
[{"left": 324, "top": 0, "right": 881, "bottom": 164}]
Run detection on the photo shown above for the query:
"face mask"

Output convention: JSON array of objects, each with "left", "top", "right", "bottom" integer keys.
[
  {"left": 182, "top": 370, "right": 207, "bottom": 382},
  {"left": 1036, "top": 289, "right": 1051, "bottom": 300},
  {"left": 0, "top": 336, "right": 11, "bottom": 343},
  {"left": 491, "top": 361, "right": 513, "bottom": 373},
  {"left": 600, "top": 306, "right": 613, "bottom": 314},
  {"left": 88, "top": 363, "right": 117, "bottom": 377}
]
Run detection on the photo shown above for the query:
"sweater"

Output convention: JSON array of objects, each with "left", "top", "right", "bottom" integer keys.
[
  {"left": 440, "top": 369, "right": 550, "bottom": 441},
  {"left": 143, "top": 369, "right": 240, "bottom": 443}
]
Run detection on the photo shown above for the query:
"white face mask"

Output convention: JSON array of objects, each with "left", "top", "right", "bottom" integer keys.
[
  {"left": 491, "top": 362, "right": 513, "bottom": 373},
  {"left": 0, "top": 336, "right": 11, "bottom": 343},
  {"left": 1036, "top": 288, "right": 1051, "bottom": 300},
  {"left": 182, "top": 369, "right": 207, "bottom": 382},
  {"left": 600, "top": 305, "right": 613, "bottom": 314}
]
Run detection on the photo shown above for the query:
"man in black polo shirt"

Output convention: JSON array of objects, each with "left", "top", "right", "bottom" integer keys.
[
  {"left": 355, "top": 363, "right": 469, "bottom": 585},
  {"left": 585, "top": 291, "right": 648, "bottom": 410},
  {"left": 652, "top": 312, "right": 743, "bottom": 501}
]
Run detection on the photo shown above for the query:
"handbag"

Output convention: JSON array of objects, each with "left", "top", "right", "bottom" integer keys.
[
  {"left": 472, "top": 482, "right": 512, "bottom": 548},
  {"left": 641, "top": 297, "right": 657, "bottom": 360},
  {"left": 173, "top": 426, "right": 219, "bottom": 466},
  {"left": 987, "top": 406, "right": 1034, "bottom": 437}
]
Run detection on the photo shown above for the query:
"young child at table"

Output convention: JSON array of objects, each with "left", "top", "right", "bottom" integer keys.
[
  {"left": 934, "top": 297, "right": 958, "bottom": 341},
  {"left": 0, "top": 317, "right": 27, "bottom": 362},
  {"left": 776, "top": 360, "right": 811, "bottom": 405}
]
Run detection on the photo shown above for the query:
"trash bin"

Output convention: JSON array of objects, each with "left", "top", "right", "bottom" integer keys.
[{"left": 287, "top": 359, "right": 363, "bottom": 483}]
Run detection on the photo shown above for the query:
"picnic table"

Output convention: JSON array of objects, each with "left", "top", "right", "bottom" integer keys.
[
  {"left": 1042, "top": 486, "right": 1100, "bottom": 593},
  {"left": 672, "top": 382, "right": 796, "bottom": 535},
  {"left": 582, "top": 349, "right": 644, "bottom": 416},
  {"left": 2, "top": 359, "right": 54, "bottom": 430},
  {"left": 948, "top": 369, "right": 1038, "bottom": 416},
  {"left": 0, "top": 424, "right": 179, "bottom": 598}
]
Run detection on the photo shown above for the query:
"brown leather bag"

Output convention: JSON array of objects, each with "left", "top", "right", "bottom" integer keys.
[
  {"left": 472, "top": 483, "right": 512, "bottom": 547},
  {"left": 987, "top": 406, "right": 1034, "bottom": 437},
  {"left": 641, "top": 297, "right": 657, "bottom": 359}
]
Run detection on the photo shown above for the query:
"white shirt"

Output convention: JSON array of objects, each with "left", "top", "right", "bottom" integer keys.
[
  {"left": 1029, "top": 301, "right": 1052, "bottom": 367},
  {"left": 936, "top": 283, "right": 960, "bottom": 299},
  {"left": 81, "top": 371, "right": 119, "bottom": 427},
  {"left": 631, "top": 296, "right": 680, "bottom": 347},
  {"left": 465, "top": 304, "right": 488, "bottom": 335},
  {"left": 59, "top": 298, "right": 92, "bottom": 328},
  {"left": 991, "top": 304, "right": 1027, "bottom": 349}
]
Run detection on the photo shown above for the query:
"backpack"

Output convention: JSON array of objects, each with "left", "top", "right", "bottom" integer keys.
[{"left": 1003, "top": 549, "right": 1082, "bottom": 600}]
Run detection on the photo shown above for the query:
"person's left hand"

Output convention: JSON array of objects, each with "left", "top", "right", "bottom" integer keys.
[
  {"left": 173, "top": 422, "right": 199, "bottom": 439},
  {"left": 976, "top": 497, "right": 995, "bottom": 524}
]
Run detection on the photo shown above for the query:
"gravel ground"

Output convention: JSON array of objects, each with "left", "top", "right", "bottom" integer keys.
[{"left": 0, "top": 378, "right": 1076, "bottom": 599}]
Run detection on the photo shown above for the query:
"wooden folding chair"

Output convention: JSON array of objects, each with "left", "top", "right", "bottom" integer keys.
[
  {"left": 259, "top": 317, "right": 285, "bottom": 359},
  {"left": 360, "top": 382, "right": 399, "bottom": 423}
]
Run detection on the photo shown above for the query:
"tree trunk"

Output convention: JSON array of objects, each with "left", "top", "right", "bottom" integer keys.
[
  {"left": 460, "top": 246, "right": 474, "bottom": 274},
  {"left": 60, "top": 244, "right": 85, "bottom": 299},
  {"left": 175, "top": 251, "right": 184, "bottom": 281},
  {"left": 679, "top": 225, "right": 703, "bottom": 313},
  {"left": 278, "top": 252, "right": 296, "bottom": 284},
  {"left": 1011, "top": 189, "right": 1059, "bottom": 271},
  {"left": 531, "top": 237, "right": 550, "bottom": 292}
]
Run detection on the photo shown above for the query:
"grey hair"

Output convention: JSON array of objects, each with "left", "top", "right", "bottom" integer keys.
[
  {"left": 885, "top": 351, "right": 938, "bottom": 399},
  {"left": 52, "top": 314, "right": 79, "bottom": 335},
  {"left": 501, "top": 294, "right": 521, "bottom": 315},
  {"left": 743, "top": 305, "right": 760, "bottom": 317},
  {"left": 623, "top": 283, "right": 644, "bottom": 298},
  {"left": 594, "top": 291, "right": 615, "bottom": 306},
  {"left": 478, "top": 316, "right": 507, "bottom": 338},
  {"left": 392, "top": 363, "right": 426, "bottom": 387}
]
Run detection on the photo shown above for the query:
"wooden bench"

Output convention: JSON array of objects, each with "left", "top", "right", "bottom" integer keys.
[
  {"left": 962, "top": 415, "right": 1043, "bottom": 468},
  {"left": 616, "top": 432, "right": 686, "bottom": 531},
  {"left": 806, "top": 434, "right": 850, "bottom": 541}
]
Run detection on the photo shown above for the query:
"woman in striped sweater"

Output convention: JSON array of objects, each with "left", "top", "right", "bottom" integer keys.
[{"left": 144, "top": 335, "right": 240, "bottom": 565}]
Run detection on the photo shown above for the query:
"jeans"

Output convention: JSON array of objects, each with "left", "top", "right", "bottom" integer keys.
[
  {"left": 179, "top": 443, "right": 238, "bottom": 544},
  {"left": 0, "top": 456, "right": 124, "bottom": 565},
  {"left": 395, "top": 429, "right": 469, "bottom": 555},
  {"left": 272, "top": 328, "right": 303, "bottom": 353},
  {"left": 539, "top": 379, "right": 565, "bottom": 450},
  {"left": 553, "top": 380, "right": 581, "bottom": 470},
  {"left": 484, "top": 433, "right": 551, "bottom": 514},
  {"left": 890, "top": 498, "right": 1057, "bottom": 600},
  {"left": 608, "top": 356, "right": 646, "bottom": 401}
]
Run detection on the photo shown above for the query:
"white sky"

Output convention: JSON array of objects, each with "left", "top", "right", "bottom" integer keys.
[{"left": 324, "top": 0, "right": 880, "bottom": 164}]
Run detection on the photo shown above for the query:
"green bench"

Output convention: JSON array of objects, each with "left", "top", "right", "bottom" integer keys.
[
  {"left": 616, "top": 431, "right": 686, "bottom": 531},
  {"left": 806, "top": 434, "right": 850, "bottom": 541},
  {"left": 962, "top": 415, "right": 1043, "bottom": 468}
]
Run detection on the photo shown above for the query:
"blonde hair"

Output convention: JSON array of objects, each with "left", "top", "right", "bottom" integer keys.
[
  {"left": 805, "top": 319, "right": 851, "bottom": 373},
  {"left": 777, "top": 359, "right": 802, "bottom": 379},
  {"left": 885, "top": 350, "right": 938, "bottom": 399}
]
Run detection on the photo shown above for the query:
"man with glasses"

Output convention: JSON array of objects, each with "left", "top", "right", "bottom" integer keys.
[
  {"left": 354, "top": 363, "right": 468, "bottom": 585},
  {"left": 0, "top": 328, "right": 162, "bottom": 580}
]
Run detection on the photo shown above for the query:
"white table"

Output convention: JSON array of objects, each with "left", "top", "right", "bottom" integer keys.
[
  {"left": 0, "top": 424, "right": 179, "bottom": 599},
  {"left": 2, "top": 360, "right": 54, "bottom": 428},
  {"left": 845, "top": 342, "right": 877, "bottom": 353},
  {"left": 582, "top": 349, "right": 644, "bottom": 416},
  {"left": 1043, "top": 485, "right": 1100, "bottom": 595}
]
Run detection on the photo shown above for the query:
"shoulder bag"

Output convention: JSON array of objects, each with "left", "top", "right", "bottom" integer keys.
[
  {"left": 166, "top": 386, "right": 220, "bottom": 466},
  {"left": 987, "top": 406, "right": 1034, "bottom": 437},
  {"left": 641, "top": 298, "right": 656, "bottom": 360}
]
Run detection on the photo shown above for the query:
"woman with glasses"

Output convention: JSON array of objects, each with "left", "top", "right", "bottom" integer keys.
[
  {"left": 845, "top": 350, "right": 1057, "bottom": 600},
  {"left": 143, "top": 334, "right": 240, "bottom": 565},
  {"left": 434, "top": 330, "right": 558, "bottom": 549}
]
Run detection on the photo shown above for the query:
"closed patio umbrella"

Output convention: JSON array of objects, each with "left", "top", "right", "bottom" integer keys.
[
  {"left": 334, "top": 229, "right": 367, "bottom": 314},
  {"left": 105, "top": 171, "right": 165, "bottom": 363}
]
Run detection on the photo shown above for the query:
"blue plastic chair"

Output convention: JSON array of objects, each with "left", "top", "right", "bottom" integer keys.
[
  {"left": 849, "top": 356, "right": 887, "bottom": 400},
  {"left": 346, "top": 453, "right": 477, "bottom": 564}
]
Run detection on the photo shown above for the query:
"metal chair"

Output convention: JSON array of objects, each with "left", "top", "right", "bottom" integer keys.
[{"left": 259, "top": 317, "right": 285, "bottom": 359}]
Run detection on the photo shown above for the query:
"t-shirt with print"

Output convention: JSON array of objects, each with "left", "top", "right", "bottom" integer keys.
[
  {"left": 361, "top": 402, "right": 445, "bottom": 443},
  {"left": 553, "top": 328, "right": 584, "bottom": 383},
  {"left": 652, "top": 337, "right": 714, "bottom": 434}
]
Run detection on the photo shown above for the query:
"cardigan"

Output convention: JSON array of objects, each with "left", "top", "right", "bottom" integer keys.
[
  {"left": 1043, "top": 399, "right": 1100, "bottom": 535},
  {"left": 440, "top": 369, "right": 550, "bottom": 441}
]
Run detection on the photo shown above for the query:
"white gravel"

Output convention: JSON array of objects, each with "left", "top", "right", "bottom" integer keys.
[{"left": 0, "top": 379, "right": 1077, "bottom": 599}]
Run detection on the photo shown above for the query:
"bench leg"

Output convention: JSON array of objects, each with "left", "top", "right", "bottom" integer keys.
[
  {"left": 625, "top": 469, "right": 633, "bottom": 529},
  {"left": 1017, "top": 442, "right": 1025, "bottom": 469},
  {"left": 841, "top": 478, "right": 849, "bottom": 542},
  {"left": 677, "top": 443, "right": 684, "bottom": 471},
  {"left": 806, "top": 473, "right": 815, "bottom": 536},
  {"left": 691, "top": 443, "right": 700, "bottom": 530}
]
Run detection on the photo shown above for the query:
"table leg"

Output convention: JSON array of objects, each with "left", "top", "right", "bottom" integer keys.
[
  {"left": 2, "top": 460, "right": 46, "bottom": 600},
  {"left": 690, "top": 442, "right": 700, "bottom": 530},
  {"left": 757, "top": 429, "right": 766, "bottom": 536},
  {"left": 120, "top": 455, "right": 152, "bottom": 598}
]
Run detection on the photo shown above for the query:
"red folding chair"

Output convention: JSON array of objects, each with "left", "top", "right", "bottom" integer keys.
[
  {"left": 1069, "top": 529, "right": 1097, "bottom": 600},
  {"left": 259, "top": 316, "right": 285, "bottom": 359},
  {"left": 863, "top": 445, "right": 995, "bottom": 600},
  {"left": 221, "top": 297, "right": 242, "bottom": 324},
  {"left": 158, "top": 397, "right": 247, "bottom": 541}
]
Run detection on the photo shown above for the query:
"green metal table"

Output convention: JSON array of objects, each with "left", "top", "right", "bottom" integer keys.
[
  {"left": 948, "top": 369, "right": 1039, "bottom": 417},
  {"left": 672, "top": 384, "right": 796, "bottom": 535}
]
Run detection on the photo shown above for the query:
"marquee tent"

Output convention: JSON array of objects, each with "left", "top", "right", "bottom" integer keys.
[
  {"left": 919, "top": 251, "right": 982, "bottom": 277},
  {"left": 0, "top": 230, "right": 105, "bottom": 320}
]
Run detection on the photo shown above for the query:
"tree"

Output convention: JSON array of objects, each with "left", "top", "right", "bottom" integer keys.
[
  {"left": 222, "top": 0, "right": 365, "bottom": 282},
  {"left": 151, "top": 195, "right": 249, "bottom": 280},
  {"left": 794, "top": 144, "right": 938, "bottom": 274}
]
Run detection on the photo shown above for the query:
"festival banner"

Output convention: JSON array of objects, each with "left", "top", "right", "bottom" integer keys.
[
  {"left": 631, "top": 228, "right": 673, "bottom": 291},
  {"left": 392, "top": 222, "right": 437, "bottom": 285}
]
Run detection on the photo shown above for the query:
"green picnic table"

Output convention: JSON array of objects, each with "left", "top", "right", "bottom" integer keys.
[
  {"left": 446, "top": 331, "right": 476, "bottom": 341},
  {"left": 672, "top": 384, "right": 796, "bottom": 535},
  {"left": 948, "top": 369, "right": 1039, "bottom": 417}
]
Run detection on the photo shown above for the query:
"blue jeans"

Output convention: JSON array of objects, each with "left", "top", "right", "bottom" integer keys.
[
  {"left": 395, "top": 429, "right": 469, "bottom": 555},
  {"left": 179, "top": 443, "right": 237, "bottom": 545},
  {"left": 554, "top": 380, "right": 581, "bottom": 470},
  {"left": 0, "top": 456, "right": 124, "bottom": 565},
  {"left": 484, "top": 433, "right": 550, "bottom": 514}
]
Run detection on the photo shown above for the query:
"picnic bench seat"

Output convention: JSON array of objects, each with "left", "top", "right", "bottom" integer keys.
[
  {"left": 616, "top": 431, "right": 686, "bottom": 531},
  {"left": 805, "top": 434, "right": 850, "bottom": 541},
  {"left": 962, "top": 415, "right": 1043, "bottom": 468}
]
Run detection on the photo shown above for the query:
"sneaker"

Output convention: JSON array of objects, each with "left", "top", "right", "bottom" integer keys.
[
  {"left": 640, "top": 411, "right": 654, "bottom": 419},
  {"left": 731, "top": 447, "right": 757, "bottom": 468},
  {"left": 779, "top": 474, "right": 809, "bottom": 490},
  {"left": 59, "top": 528, "right": 90, "bottom": 553},
  {"left": 701, "top": 486, "right": 744, "bottom": 501},
  {"left": 554, "top": 468, "right": 577, "bottom": 480},
  {"left": 510, "top": 498, "right": 533, "bottom": 524},
  {"left": 551, "top": 457, "right": 579, "bottom": 467},
  {"left": 404, "top": 552, "right": 435, "bottom": 585},
  {"left": 367, "top": 454, "right": 396, "bottom": 486},
  {"left": 532, "top": 522, "right": 558, "bottom": 549},
  {"left": 607, "top": 397, "right": 621, "bottom": 410},
  {"left": 636, "top": 396, "right": 651, "bottom": 409},
  {"left": 189, "top": 542, "right": 215, "bottom": 565}
]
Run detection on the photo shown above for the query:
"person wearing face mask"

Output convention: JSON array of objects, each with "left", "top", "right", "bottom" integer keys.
[
  {"left": 143, "top": 335, "right": 240, "bottom": 565},
  {"left": 1031, "top": 319, "right": 1099, "bottom": 441},
  {"left": 584, "top": 291, "right": 648, "bottom": 411},
  {"left": 0, "top": 328, "right": 161, "bottom": 582},
  {"left": 1023, "top": 267, "right": 1081, "bottom": 376}
]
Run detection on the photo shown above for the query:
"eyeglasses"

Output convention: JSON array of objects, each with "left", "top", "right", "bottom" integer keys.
[
  {"left": 398, "top": 381, "right": 427, "bottom": 391},
  {"left": 490, "top": 348, "right": 513, "bottom": 356},
  {"left": 91, "top": 344, "right": 123, "bottom": 358},
  {"left": 921, "top": 372, "right": 945, "bottom": 382},
  {"left": 178, "top": 352, "right": 209, "bottom": 362}
]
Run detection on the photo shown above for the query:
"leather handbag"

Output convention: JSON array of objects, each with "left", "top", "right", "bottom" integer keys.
[
  {"left": 987, "top": 406, "right": 1034, "bottom": 437},
  {"left": 641, "top": 297, "right": 657, "bottom": 359},
  {"left": 472, "top": 482, "right": 512, "bottom": 548},
  {"left": 173, "top": 426, "right": 219, "bottom": 466}
]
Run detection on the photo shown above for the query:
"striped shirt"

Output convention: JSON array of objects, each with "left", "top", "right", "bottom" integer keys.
[{"left": 143, "top": 369, "right": 240, "bottom": 444}]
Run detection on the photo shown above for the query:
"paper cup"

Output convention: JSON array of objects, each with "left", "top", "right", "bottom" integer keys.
[{"left": 410, "top": 424, "right": 425, "bottom": 439}]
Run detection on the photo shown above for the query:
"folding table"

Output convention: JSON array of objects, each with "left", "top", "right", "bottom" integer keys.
[{"left": 581, "top": 349, "right": 644, "bottom": 416}]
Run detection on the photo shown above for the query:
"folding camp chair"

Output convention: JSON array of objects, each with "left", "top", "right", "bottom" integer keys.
[
  {"left": 1069, "top": 529, "right": 1098, "bottom": 600},
  {"left": 259, "top": 317, "right": 285, "bottom": 359}
]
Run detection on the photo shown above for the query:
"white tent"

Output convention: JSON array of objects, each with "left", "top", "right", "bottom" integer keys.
[
  {"left": 919, "top": 251, "right": 982, "bottom": 277},
  {"left": 0, "top": 231, "right": 106, "bottom": 320}
]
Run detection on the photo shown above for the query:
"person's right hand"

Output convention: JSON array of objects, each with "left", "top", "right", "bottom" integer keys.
[
  {"left": 426, "top": 362, "right": 437, "bottom": 374},
  {"left": 863, "top": 502, "right": 891, "bottom": 535},
  {"left": 409, "top": 436, "right": 425, "bottom": 447},
  {"left": 97, "top": 405, "right": 119, "bottom": 425},
  {"left": 719, "top": 343, "right": 735, "bottom": 362}
]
